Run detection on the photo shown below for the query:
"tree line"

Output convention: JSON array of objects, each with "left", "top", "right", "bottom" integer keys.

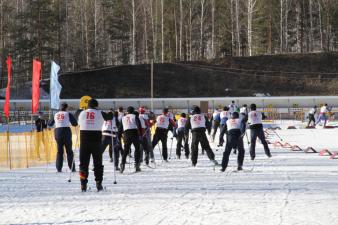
[{"left": 0, "top": 0, "right": 338, "bottom": 89}]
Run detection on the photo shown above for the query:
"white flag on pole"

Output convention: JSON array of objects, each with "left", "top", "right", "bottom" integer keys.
[{"left": 50, "top": 61, "right": 61, "bottom": 110}]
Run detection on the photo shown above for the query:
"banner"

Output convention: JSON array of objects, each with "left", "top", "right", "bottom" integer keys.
[
  {"left": 4, "top": 56, "right": 12, "bottom": 119},
  {"left": 32, "top": 59, "right": 41, "bottom": 114},
  {"left": 50, "top": 61, "right": 61, "bottom": 109}
]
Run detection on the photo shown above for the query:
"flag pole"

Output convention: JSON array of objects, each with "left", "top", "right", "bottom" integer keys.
[
  {"left": 7, "top": 116, "right": 11, "bottom": 170},
  {"left": 151, "top": 60, "right": 154, "bottom": 112}
]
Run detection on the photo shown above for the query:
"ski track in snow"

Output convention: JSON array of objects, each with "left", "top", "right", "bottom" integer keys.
[{"left": 1, "top": 127, "right": 338, "bottom": 225}]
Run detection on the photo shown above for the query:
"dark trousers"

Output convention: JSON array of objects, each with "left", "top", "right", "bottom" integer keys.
[
  {"left": 140, "top": 135, "right": 151, "bottom": 164},
  {"left": 176, "top": 128, "right": 189, "bottom": 158},
  {"left": 250, "top": 128, "right": 271, "bottom": 160},
  {"left": 122, "top": 130, "right": 141, "bottom": 166},
  {"left": 211, "top": 121, "right": 220, "bottom": 141},
  {"left": 307, "top": 114, "right": 315, "bottom": 127},
  {"left": 191, "top": 131, "right": 215, "bottom": 165},
  {"left": 101, "top": 135, "right": 121, "bottom": 167},
  {"left": 218, "top": 124, "right": 227, "bottom": 146},
  {"left": 221, "top": 131, "right": 245, "bottom": 170},
  {"left": 152, "top": 128, "right": 169, "bottom": 160},
  {"left": 79, "top": 131, "right": 103, "bottom": 185},
  {"left": 55, "top": 128, "right": 74, "bottom": 172}
]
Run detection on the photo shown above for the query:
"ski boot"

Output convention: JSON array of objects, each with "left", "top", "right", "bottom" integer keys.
[
  {"left": 120, "top": 163, "right": 125, "bottom": 174},
  {"left": 211, "top": 159, "right": 219, "bottom": 165},
  {"left": 135, "top": 164, "right": 141, "bottom": 172},
  {"left": 237, "top": 166, "right": 243, "bottom": 171},
  {"left": 96, "top": 181, "right": 103, "bottom": 192}
]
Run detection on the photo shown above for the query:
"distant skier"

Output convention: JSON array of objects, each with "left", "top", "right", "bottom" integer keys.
[
  {"left": 248, "top": 104, "right": 272, "bottom": 160},
  {"left": 152, "top": 108, "right": 177, "bottom": 162},
  {"left": 316, "top": 104, "right": 329, "bottom": 127},
  {"left": 218, "top": 106, "right": 230, "bottom": 147},
  {"left": 120, "top": 106, "right": 143, "bottom": 173},
  {"left": 185, "top": 106, "right": 218, "bottom": 167},
  {"left": 49, "top": 103, "right": 78, "bottom": 172},
  {"left": 211, "top": 108, "right": 221, "bottom": 142},
  {"left": 220, "top": 112, "right": 246, "bottom": 172},
  {"left": 307, "top": 106, "right": 317, "bottom": 127},
  {"left": 78, "top": 98, "right": 113, "bottom": 192},
  {"left": 176, "top": 113, "right": 190, "bottom": 159},
  {"left": 34, "top": 111, "right": 47, "bottom": 159},
  {"left": 101, "top": 109, "right": 121, "bottom": 171},
  {"left": 228, "top": 101, "right": 238, "bottom": 116},
  {"left": 239, "top": 104, "right": 248, "bottom": 120}
]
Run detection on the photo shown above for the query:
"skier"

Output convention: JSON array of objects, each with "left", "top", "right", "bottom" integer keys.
[
  {"left": 138, "top": 106, "right": 155, "bottom": 165},
  {"left": 248, "top": 103, "right": 272, "bottom": 160},
  {"left": 185, "top": 106, "right": 218, "bottom": 167},
  {"left": 34, "top": 112, "right": 47, "bottom": 159},
  {"left": 307, "top": 105, "right": 317, "bottom": 127},
  {"left": 78, "top": 98, "right": 113, "bottom": 192},
  {"left": 211, "top": 108, "right": 221, "bottom": 142},
  {"left": 152, "top": 108, "right": 177, "bottom": 162},
  {"left": 316, "top": 104, "right": 328, "bottom": 127},
  {"left": 101, "top": 109, "right": 121, "bottom": 170},
  {"left": 176, "top": 113, "right": 190, "bottom": 159},
  {"left": 220, "top": 112, "right": 246, "bottom": 172},
  {"left": 120, "top": 106, "right": 143, "bottom": 173},
  {"left": 239, "top": 104, "right": 248, "bottom": 120},
  {"left": 228, "top": 100, "right": 238, "bottom": 116},
  {"left": 218, "top": 106, "right": 230, "bottom": 147},
  {"left": 48, "top": 103, "right": 78, "bottom": 172}
]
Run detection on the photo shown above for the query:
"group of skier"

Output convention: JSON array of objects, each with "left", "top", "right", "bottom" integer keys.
[{"left": 49, "top": 99, "right": 272, "bottom": 192}]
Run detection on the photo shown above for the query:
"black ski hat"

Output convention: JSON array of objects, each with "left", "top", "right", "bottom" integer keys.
[
  {"left": 88, "top": 99, "right": 98, "bottom": 109},
  {"left": 180, "top": 112, "right": 186, "bottom": 118},
  {"left": 232, "top": 112, "right": 239, "bottom": 119},
  {"left": 250, "top": 103, "right": 257, "bottom": 110},
  {"left": 127, "top": 106, "right": 135, "bottom": 114},
  {"left": 61, "top": 103, "right": 68, "bottom": 111},
  {"left": 223, "top": 106, "right": 229, "bottom": 111},
  {"left": 163, "top": 108, "right": 169, "bottom": 114},
  {"left": 192, "top": 105, "right": 201, "bottom": 114}
]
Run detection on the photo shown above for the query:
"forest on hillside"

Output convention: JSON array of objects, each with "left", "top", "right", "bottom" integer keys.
[{"left": 0, "top": 0, "right": 338, "bottom": 89}]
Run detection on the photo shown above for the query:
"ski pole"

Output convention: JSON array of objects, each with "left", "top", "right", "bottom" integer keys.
[
  {"left": 68, "top": 126, "right": 79, "bottom": 183},
  {"left": 111, "top": 125, "right": 117, "bottom": 184},
  {"left": 272, "top": 129, "right": 283, "bottom": 141},
  {"left": 168, "top": 137, "right": 174, "bottom": 159},
  {"left": 157, "top": 143, "right": 163, "bottom": 162}
]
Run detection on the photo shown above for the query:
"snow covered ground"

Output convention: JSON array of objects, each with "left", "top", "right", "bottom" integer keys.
[{"left": 1, "top": 124, "right": 338, "bottom": 225}]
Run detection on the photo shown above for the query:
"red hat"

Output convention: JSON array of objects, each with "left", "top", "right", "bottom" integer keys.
[{"left": 138, "top": 107, "right": 145, "bottom": 114}]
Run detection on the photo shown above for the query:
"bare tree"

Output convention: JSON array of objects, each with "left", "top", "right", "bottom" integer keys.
[
  {"left": 199, "top": 0, "right": 205, "bottom": 59},
  {"left": 247, "top": 0, "right": 257, "bottom": 56}
]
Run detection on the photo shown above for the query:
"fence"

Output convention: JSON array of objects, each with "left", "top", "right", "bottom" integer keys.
[{"left": 0, "top": 128, "right": 79, "bottom": 170}]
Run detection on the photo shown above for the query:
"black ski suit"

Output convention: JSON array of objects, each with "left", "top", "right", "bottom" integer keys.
[
  {"left": 78, "top": 109, "right": 113, "bottom": 186},
  {"left": 48, "top": 111, "right": 78, "bottom": 172},
  {"left": 221, "top": 118, "right": 246, "bottom": 170},
  {"left": 121, "top": 113, "right": 143, "bottom": 168},
  {"left": 248, "top": 111, "right": 271, "bottom": 160},
  {"left": 185, "top": 114, "right": 216, "bottom": 166}
]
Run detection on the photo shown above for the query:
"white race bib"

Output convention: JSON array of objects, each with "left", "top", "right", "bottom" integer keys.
[
  {"left": 227, "top": 118, "right": 241, "bottom": 131},
  {"left": 177, "top": 117, "right": 187, "bottom": 128},
  {"left": 79, "top": 109, "right": 104, "bottom": 131},
  {"left": 156, "top": 115, "right": 169, "bottom": 129},
  {"left": 54, "top": 111, "right": 70, "bottom": 128},
  {"left": 102, "top": 118, "right": 117, "bottom": 132},
  {"left": 248, "top": 111, "right": 262, "bottom": 125},
  {"left": 122, "top": 114, "right": 138, "bottom": 130},
  {"left": 190, "top": 114, "right": 206, "bottom": 129}
]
